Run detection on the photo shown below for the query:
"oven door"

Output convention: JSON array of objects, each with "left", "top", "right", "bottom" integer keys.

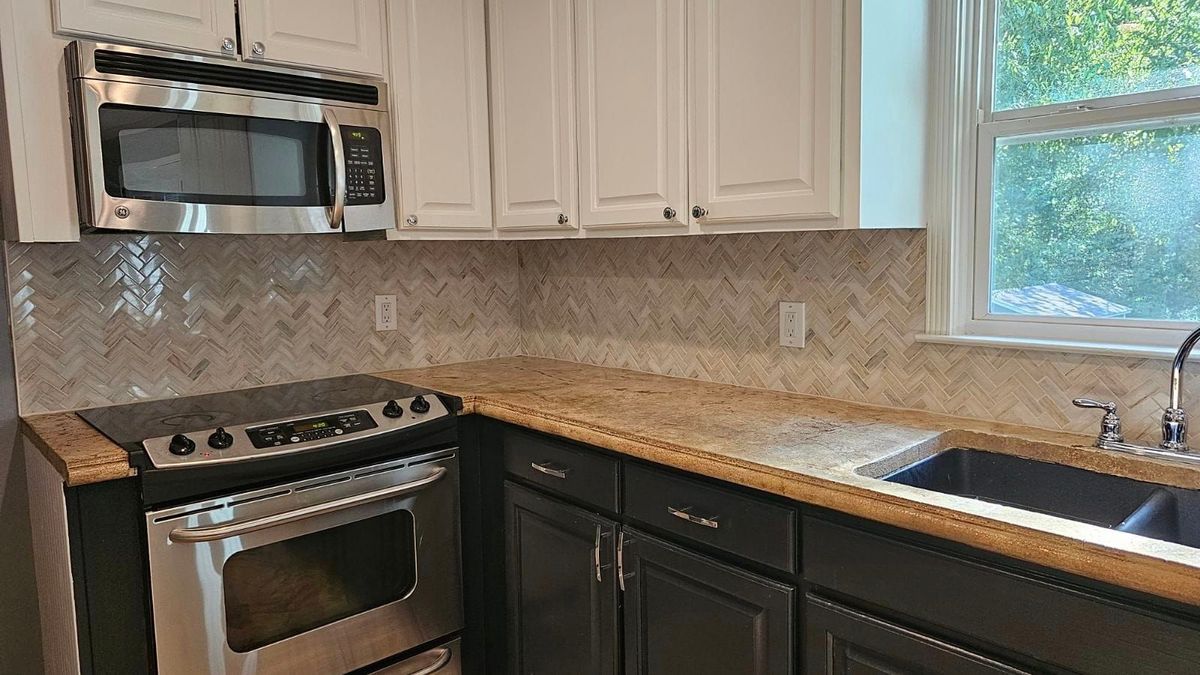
[
  {"left": 72, "top": 78, "right": 394, "bottom": 234},
  {"left": 145, "top": 451, "right": 461, "bottom": 674}
]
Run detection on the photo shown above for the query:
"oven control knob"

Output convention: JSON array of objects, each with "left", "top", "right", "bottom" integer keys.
[
  {"left": 168, "top": 434, "right": 196, "bottom": 456},
  {"left": 410, "top": 395, "right": 431, "bottom": 414},
  {"left": 207, "top": 427, "right": 234, "bottom": 449},
  {"left": 383, "top": 400, "right": 404, "bottom": 418}
]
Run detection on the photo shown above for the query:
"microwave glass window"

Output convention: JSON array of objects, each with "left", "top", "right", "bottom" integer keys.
[
  {"left": 222, "top": 510, "right": 417, "bottom": 652},
  {"left": 98, "top": 105, "right": 333, "bottom": 206}
]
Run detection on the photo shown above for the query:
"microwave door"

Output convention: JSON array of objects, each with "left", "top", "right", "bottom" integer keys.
[{"left": 75, "top": 80, "right": 393, "bottom": 235}]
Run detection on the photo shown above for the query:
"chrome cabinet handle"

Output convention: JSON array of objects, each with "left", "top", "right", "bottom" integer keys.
[
  {"left": 530, "top": 461, "right": 569, "bottom": 479},
  {"left": 557, "top": 213, "right": 569, "bottom": 225},
  {"left": 221, "top": 37, "right": 236, "bottom": 53},
  {"left": 617, "top": 531, "right": 628, "bottom": 591},
  {"left": 667, "top": 505, "right": 720, "bottom": 529},
  {"left": 251, "top": 41, "right": 266, "bottom": 56},
  {"left": 593, "top": 525, "right": 602, "bottom": 582},
  {"left": 406, "top": 215, "right": 419, "bottom": 226},
  {"left": 322, "top": 108, "right": 346, "bottom": 230},
  {"left": 663, "top": 206, "right": 676, "bottom": 220},
  {"left": 691, "top": 205, "right": 707, "bottom": 219},
  {"left": 168, "top": 467, "right": 446, "bottom": 543}
]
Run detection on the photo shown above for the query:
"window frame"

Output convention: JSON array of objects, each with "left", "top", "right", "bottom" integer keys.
[{"left": 926, "top": 0, "right": 1200, "bottom": 353}]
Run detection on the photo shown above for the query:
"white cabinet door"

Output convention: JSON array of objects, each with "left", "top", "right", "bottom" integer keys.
[
  {"left": 689, "top": 0, "right": 842, "bottom": 224},
  {"left": 488, "top": 0, "right": 577, "bottom": 232},
  {"left": 239, "top": 0, "right": 385, "bottom": 76},
  {"left": 389, "top": 0, "right": 492, "bottom": 233},
  {"left": 53, "top": 0, "right": 238, "bottom": 56},
  {"left": 575, "top": 0, "right": 686, "bottom": 231}
]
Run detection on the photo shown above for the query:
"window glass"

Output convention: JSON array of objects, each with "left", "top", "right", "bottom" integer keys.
[{"left": 994, "top": 0, "right": 1200, "bottom": 111}]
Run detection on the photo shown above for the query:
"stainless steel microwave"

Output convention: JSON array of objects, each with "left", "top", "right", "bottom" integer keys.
[{"left": 65, "top": 41, "right": 395, "bottom": 235}]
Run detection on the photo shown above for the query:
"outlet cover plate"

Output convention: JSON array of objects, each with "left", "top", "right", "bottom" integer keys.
[
  {"left": 780, "top": 301, "right": 805, "bottom": 348},
  {"left": 375, "top": 294, "right": 397, "bottom": 331}
]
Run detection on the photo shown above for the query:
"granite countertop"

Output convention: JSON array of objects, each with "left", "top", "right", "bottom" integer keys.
[{"left": 22, "top": 356, "right": 1200, "bottom": 606}]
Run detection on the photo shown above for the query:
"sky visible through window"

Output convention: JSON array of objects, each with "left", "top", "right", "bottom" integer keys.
[{"left": 988, "top": 0, "right": 1200, "bottom": 321}]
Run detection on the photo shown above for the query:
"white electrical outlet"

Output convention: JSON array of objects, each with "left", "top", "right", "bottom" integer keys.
[
  {"left": 375, "top": 295, "right": 397, "bottom": 331},
  {"left": 779, "top": 301, "right": 805, "bottom": 348}
]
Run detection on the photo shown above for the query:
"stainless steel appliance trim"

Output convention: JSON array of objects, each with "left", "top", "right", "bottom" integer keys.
[
  {"left": 323, "top": 107, "right": 347, "bottom": 229},
  {"left": 168, "top": 467, "right": 446, "bottom": 543},
  {"left": 70, "top": 74, "right": 394, "bottom": 235},
  {"left": 141, "top": 394, "right": 450, "bottom": 468},
  {"left": 667, "top": 505, "right": 721, "bottom": 529},
  {"left": 146, "top": 450, "right": 463, "bottom": 674},
  {"left": 372, "top": 638, "right": 461, "bottom": 675},
  {"left": 67, "top": 40, "right": 389, "bottom": 112}
]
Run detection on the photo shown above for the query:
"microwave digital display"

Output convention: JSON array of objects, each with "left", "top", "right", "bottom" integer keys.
[{"left": 342, "top": 126, "right": 386, "bottom": 206}]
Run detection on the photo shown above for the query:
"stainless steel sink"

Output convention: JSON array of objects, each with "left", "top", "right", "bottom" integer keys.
[{"left": 881, "top": 448, "right": 1200, "bottom": 546}]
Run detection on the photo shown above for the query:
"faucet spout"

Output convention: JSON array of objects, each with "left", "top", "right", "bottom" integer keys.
[{"left": 1163, "top": 326, "right": 1200, "bottom": 451}]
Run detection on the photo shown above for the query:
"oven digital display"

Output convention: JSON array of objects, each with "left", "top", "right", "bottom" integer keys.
[
  {"left": 246, "top": 410, "right": 378, "bottom": 449},
  {"left": 293, "top": 420, "right": 331, "bottom": 433}
]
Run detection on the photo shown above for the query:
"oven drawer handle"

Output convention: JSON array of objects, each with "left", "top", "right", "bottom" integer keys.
[{"left": 167, "top": 467, "right": 447, "bottom": 544}]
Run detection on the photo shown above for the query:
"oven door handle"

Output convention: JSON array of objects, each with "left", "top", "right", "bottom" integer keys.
[
  {"left": 168, "top": 467, "right": 446, "bottom": 544},
  {"left": 323, "top": 107, "right": 347, "bottom": 230}
]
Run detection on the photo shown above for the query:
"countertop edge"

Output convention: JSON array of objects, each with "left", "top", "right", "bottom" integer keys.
[{"left": 20, "top": 413, "right": 134, "bottom": 486}]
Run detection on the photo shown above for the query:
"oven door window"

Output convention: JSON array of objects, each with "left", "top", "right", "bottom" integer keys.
[
  {"left": 222, "top": 510, "right": 416, "bottom": 652},
  {"left": 98, "top": 104, "right": 333, "bottom": 206}
]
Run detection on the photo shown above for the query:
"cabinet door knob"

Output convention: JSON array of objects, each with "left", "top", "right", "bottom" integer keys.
[
  {"left": 406, "top": 215, "right": 419, "bottom": 226},
  {"left": 221, "top": 37, "right": 236, "bottom": 53},
  {"left": 663, "top": 207, "right": 676, "bottom": 220},
  {"left": 251, "top": 41, "right": 266, "bottom": 56},
  {"left": 557, "top": 213, "right": 569, "bottom": 225},
  {"left": 691, "top": 205, "right": 708, "bottom": 219}
]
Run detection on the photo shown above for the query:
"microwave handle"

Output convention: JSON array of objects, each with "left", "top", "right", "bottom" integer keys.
[
  {"left": 167, "top": 467, "right": 446, "bottom": 543},
  {"left": 322, "top": 108, "right": 347, "bottom": 229}
]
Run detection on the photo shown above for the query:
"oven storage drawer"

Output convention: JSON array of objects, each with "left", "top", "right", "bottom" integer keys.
[
  {"left": 503, "top": 427, "right": 620, "bottom": 511},
  {"left": 623, "top": 462, "right": 797, "bottom": 574}
]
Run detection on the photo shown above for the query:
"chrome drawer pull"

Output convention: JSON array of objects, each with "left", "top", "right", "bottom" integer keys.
[
  {"left": 531, "top": 461, "right": 569, "bottom": 479},
  {"left": 667, "top": 505, "right": 720, "bottom": 529}
]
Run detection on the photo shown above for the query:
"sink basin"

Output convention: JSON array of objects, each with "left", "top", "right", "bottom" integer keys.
[{"left": 881, "top": 448, "right": 1200, "bottom": 546}]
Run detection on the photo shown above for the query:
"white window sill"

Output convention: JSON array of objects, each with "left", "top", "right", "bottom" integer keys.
[{"left": 914, "top": 333, "right": 1184, "bottom": 360}]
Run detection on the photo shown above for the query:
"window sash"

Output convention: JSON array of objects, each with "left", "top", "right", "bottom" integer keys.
[{"left": 966, "top": 0, "right": 1200, "bottom": 347}]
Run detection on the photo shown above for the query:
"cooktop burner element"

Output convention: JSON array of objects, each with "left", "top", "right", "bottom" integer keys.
[{"left": 77, "top": 374, "right": 459, "bottom": 470}]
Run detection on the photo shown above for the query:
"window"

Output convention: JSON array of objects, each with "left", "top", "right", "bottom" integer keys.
[{"left": 931, "top": 0, "right": 1200, "bottom": 351}]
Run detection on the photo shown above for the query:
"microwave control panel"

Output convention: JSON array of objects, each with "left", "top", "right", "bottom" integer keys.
[{"left": 341, "top": 126, "right": 386, "bottom": 205}]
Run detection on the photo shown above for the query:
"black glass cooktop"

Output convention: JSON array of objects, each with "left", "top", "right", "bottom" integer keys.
[{"left": 78, "top": 374, "right": 453, "bottom": 450}]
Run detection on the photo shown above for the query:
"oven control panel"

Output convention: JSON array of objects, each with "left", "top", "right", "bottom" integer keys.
[
  {"left": 246, "top": 410, "right": 377, "bottom": 449},
  {"left": 341, "top": 126, "right": 385, "bottom": 206},
  {"left": 140, "top": 394, "right": 450, "bottom": 469}
]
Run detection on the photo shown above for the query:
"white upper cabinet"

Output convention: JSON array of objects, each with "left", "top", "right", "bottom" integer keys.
[
  {"left": 689, "top": 0, "right": 842, "bottom": 225},
  {"left": 388, "top": 0, "right": 492, "bottom": 234},
  {"left": 53, "top": 0, "right": 238, "bottom": 56},
  {"left": 239, "top": 0, "right": 386, "bottom": 76},
  {"left": 488, "top": 0, "right": 577, "bottom": 232},
  {"left": 574, "top": 0, "right": 687, "bottom": 232}
]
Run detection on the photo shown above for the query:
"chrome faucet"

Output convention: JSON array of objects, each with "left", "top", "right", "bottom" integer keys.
[{"left": 1072, "top": 326, "right": 1200, "bottom": 465}]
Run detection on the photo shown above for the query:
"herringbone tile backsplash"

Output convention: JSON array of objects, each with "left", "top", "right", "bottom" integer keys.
[
  {"left": 7, "top": 235, "right": 520, "bottom": 413},
  {"left": 519, "top": 230, "right": 1189, "bottom": 442}
]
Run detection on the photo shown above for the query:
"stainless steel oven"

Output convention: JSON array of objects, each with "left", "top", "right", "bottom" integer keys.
[
  {"left": 65, "top": 41, "right": 395, "bottom": 235},
  {"left": 145, "top": 449, "right": 461, "bottom": 674}
]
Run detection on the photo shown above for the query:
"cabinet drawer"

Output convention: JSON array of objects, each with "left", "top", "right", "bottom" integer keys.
[
  {"left": 804, "top": 516, "right": 1200, "bottom": 674},
  {"left": 503, "top": 428, "right": 620, "bottom": 512},
  {"left": 623, "top": 463, "right": 797, "bottom": 574}
]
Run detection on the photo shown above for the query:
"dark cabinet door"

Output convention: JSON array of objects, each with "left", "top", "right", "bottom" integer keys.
[
  {"left": 805, "top": 595, "right": 1029, "bottom": 675},
  {"left": 621, "top": 529, "right": 794, "bottom": 675},
  {"left": 504, "top": 481, "right": 620, "bottom": 675}
]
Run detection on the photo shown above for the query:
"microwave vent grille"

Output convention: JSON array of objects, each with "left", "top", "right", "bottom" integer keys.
[{"left": 92, "top": 49, "right": 380, "bottom": 106}]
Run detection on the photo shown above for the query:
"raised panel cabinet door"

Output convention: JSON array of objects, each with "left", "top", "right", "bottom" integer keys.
[
  {"left": 805, "top": 596, "right": 1029, "bottom": 675},
  {"left": 575, "top": 0, "right": 687, "bottom": 230},
  {"left": 389, "top": 0, "right": 492, "bottom": 232},
  {"left": 505, "top": 482, "right": 619, "bottom": 675},
  {"left": 621, "top": 529, "right": 794, "bottom": 675},
  {"left": 53, "top": 0, "right": 238, "bottom": 56},
  {"left": 239, "top": 0, "right": 385, "bottom": 76},
  {"left": 689, "top": 0, "right": 842, "bottom": 224},
  {"left": 488, "top": 0, "right": 578, "bottom": 232}
]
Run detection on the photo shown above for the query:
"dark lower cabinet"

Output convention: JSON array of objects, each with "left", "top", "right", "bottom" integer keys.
[
  {"left": 504, "top": 481, "right": 620, "bottom": 675},
  {"left": 804, "top": 596, "right": 1027, "bottom": 675},
  {"left": 621, "top": 530, "right": 795, "bottom": 675}
]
